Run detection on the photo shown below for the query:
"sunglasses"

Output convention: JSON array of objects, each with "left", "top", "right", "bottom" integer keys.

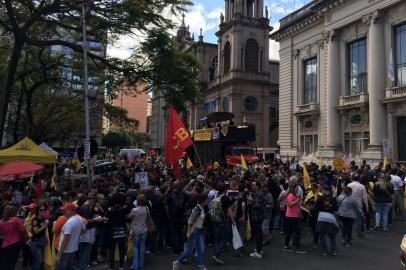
[{"left": 39, "top": 209, "right": 46, "bottom": 212}]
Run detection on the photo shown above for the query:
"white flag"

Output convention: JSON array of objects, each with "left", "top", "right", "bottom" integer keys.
[{"left": 388, "top": 47, "right": 395, "bottom": 82}]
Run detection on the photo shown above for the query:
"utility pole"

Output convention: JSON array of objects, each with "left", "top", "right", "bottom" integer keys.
[{"left": 82, "top": 1, "right": 92, "bottom": 187}]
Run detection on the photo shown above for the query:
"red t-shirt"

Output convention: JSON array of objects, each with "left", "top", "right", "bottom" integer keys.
[
  {"left": 286, "top": 193, "right": 301, "bottom": 218},
  {"left": 0, "top": 217, "right": 24, "bottom": 248}
]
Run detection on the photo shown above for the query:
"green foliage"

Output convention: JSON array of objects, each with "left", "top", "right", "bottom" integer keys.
[
  {"left": 0, "top": 0, "right": 200, "bottom": 143},
  {"left": 102, "top": 128, "right": 130, "bottom": 149},
  {"left": 104, "top": 104, "right": 139, "bottom": 134},
  {"left": 130, "top": 132, "right": 151, "bottom": 148},
  {"left": 136, "top": 29, "right": 202, "bottom": 112}
]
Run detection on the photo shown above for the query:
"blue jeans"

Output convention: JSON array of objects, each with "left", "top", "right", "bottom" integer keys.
[
  {"left": 29, "top": 241, "right": 43, "bottom": 270},
  {"left": 132, "top": 233, "right": 147, "bottom": 269},
  {"left": 356, "top": 210, "right": 365, "bottom": 235},
  {"left": 78, "top": 242, "right": 93, "bottom": 270},
  {"left": 375, "top": 202, "right": 392, "bottom": 229},
  {"left": 213, "top": 221, "right": 226, "bottom": 257},
  {"left": 56, "top": 252, "right": 75, "bottom": 270},
  {"left": 177, "top": 229, "right": 205, "bottom": 267},
  {"left": 319, "top": 232, "right": 337, "bottom": 253}
]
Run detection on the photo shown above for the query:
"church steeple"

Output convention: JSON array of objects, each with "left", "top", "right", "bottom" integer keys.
[{"left": 176, "top": 14, "right": 191, "bottom": 41}]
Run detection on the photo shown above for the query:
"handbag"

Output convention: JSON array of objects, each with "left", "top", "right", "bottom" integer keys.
[{"left": 145, "top": 207, "right": 156, "bottom": 233}]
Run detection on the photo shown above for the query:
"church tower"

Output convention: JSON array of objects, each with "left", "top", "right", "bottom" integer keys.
[
  {"left": 216, "top": 0, "right": 272, "bottom": 76},
  {"left": 204, "top": 0, "right": 277, "bottom": 147}
]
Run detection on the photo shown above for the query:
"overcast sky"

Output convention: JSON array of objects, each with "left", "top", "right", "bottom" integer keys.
[{"left": 107, "top": 0, "right": 312, "bottom": 61}]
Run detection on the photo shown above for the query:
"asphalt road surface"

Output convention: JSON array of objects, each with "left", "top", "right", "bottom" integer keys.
[{"left": 87, "top": 218, "right": 406, "bottom": 270}]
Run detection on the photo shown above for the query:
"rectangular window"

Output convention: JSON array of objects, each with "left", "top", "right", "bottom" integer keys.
[
  {"left": 348, "top": 39, "right": 367, "bottom": 95},
  {"left": 303, "top": 58, "right": 317, "bottom": 104},
  {"left": 305, "top": 135, "right": 313, "bottom": 156},
  {"left": 395, "top": 24, "right": 406, "bottom": 86}
]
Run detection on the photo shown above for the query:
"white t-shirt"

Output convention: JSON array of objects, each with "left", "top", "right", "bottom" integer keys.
[
  {"left": 391, "top": 175, "right": 403, "bottom": 191},
  {"left": 59, "top": 215, "right": 85, "bottom": 253}
]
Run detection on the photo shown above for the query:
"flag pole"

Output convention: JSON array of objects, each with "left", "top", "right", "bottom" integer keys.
[{"left": 192, "top": 143, "right": 204, "bottom": 169}]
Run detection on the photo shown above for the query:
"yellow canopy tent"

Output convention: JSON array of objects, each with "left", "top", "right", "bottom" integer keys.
[{"left": 0, "top": 137, "right": 57, "bottom": 164}]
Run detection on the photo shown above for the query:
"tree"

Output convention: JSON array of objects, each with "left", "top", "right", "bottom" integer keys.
[
  {"left": 130, "top": 132, "right": 151, "bottom": 148},
  {"left": 102, "top": 128, "right": 130, "bottom": 149},
  {"left": 0, "top": 0, "right": 200, "bottom": 144}
]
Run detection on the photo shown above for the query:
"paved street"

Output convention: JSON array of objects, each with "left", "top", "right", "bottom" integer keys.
[{"left": 88, "top": 219, "right": 405, "bottom": 270}]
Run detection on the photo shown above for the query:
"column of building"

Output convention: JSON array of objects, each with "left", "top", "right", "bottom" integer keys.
[
  {"left": 326, "top": 30, "right": 341, "bottom": 149},
  {"left": 367, "top": 11, "right": 387, "bottom": 150}
]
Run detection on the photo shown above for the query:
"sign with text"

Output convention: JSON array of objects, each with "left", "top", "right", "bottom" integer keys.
[
  {"left": 134, "top": 172, "right": 149, "bottom": 189},
  {"left": 193, "top": 129, "right": 212, "bottom": 141}
]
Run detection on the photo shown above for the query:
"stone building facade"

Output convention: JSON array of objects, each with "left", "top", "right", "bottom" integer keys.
[
  {"left": 151, "top": 0, "right": 280, "bottom": 150},
  {"left": 271, "top": 0, "right": 406, "bottom": 164}
]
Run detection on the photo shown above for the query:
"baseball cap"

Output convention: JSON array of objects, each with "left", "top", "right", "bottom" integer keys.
[{"left": 60, "top": 203, "right": 77, "bottom": 211}]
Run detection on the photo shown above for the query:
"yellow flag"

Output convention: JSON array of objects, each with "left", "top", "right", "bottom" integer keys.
[
  {"left": 187, "top": 158, "right": 193, "bottom": 169},
  {"left": 302, "top": 163, "right": 311, "bottom": 190},
  {"left": 43, "top": 227, "right": 55, "bottom": 270},
  {"left": 320, "top": 158, "right": 325, "bottom": 167},
  {"left": 75, "top": 159, "right": 82, "bottom": 172},
  {"left": 241, "top": 154, "right": 248, "bottom": 171},
  {"left": 383, "top": 154, "right": 389, "bottom": 168}
]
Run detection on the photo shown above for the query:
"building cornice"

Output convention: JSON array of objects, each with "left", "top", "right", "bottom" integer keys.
[{"left": 270, "top": 0, "right": 350, "bottom": 41}]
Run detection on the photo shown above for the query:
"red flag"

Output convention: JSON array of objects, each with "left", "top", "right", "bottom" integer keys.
[{"left": 165, "top": 106, "right": 193, "bottom": 178}]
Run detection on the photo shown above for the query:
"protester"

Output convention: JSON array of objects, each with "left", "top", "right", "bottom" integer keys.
[
  {"left": 0, "top": 204, "right": 25, "bottom": 270},
  {"left": 283, "top": 182, "right": 306, "bottom": 254},
  {"left": 315, "top": 186, "right": 339, "bottom": 256},
  {"left": 348, "top": 174, "right": 368, "bottom": 237},
  {"left": 337, "top": 187, "right": 362, "bottom": 246},
  {"left": 56, "top": 203, "right": 85, "bottom": 270},
  {"left": 129, "top": 194, "right": 149, "bottom": 270},
  {"left": 2, "top": 151, "right": 406, "bottom": 270},
  {"left": 173, "top": 194, "right": 208, "bottom": 270},
  {"left": 373, "top": 175, "right": 394, "bottom": 230},
  {"left": 106, "top": 194, "right": 129, "bottom": 270},
  {"left": 30, "top": 203, "right": 49, "bottom": 270}
]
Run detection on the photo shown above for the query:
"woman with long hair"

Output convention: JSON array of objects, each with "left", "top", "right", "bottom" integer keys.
[
  {"left": 30, "top": 202, "right": 49, "bottom": 270},
  {"left": 0, "top": 204, "right": 26, "bottom": 270},
  {"left": 373, "top": 175, "right": 394, "bottom": 230},
  {"left": 129, "top": 194, "right": 149, "bottom": 270},
  {"left": 283, "top": 182, "right": 306, "bottom": 254}
]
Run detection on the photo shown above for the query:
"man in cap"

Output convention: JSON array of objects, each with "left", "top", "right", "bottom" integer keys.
[{"left": 56, "top": 203, "right": 85, "bottom": 270}]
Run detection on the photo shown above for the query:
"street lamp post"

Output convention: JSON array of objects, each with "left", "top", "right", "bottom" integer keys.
[{"left": 82, "top": 1, "right": 91, "bottom": 187}]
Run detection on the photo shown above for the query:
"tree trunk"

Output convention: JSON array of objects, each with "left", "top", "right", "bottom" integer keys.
[
  {"left": 0, "top": 42, "right": 24, "bottom": 145},
  {"left": 13, "top": 85, "right": 25, "bottom": 143}
]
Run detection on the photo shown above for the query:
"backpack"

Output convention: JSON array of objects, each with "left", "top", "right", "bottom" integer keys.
[{"left": 210, "top": 194, "right": 225, "bottom": 222}]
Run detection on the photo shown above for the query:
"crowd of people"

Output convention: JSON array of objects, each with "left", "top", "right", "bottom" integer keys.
[{"left": 0, "top": 156, "right": 405, "bottom": 270}]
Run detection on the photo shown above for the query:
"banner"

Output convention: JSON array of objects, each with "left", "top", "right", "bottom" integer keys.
[
  {"left": 193, "top": 129, "right": 212, "bottom": 141},
  {"left": 333, "top": 158, "right": 346, "bottom": 171},
  {"left": 134, "top": 172, "right": 149, "bottom": 189}
]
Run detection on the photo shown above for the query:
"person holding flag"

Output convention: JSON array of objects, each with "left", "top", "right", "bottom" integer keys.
[{"left": 165, "top": 106, "right": 193, "bottom": 179}]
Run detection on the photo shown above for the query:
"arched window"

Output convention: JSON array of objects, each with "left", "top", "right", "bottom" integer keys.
[
  {"left": 209, "top": 56, "right": 218, "bottom": 81},
  {"left": 224, "top": 41, "right": 231, "bottom": 73},
  {"left": 245, "top": 38, "right": 259, "bottom": 72}
]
